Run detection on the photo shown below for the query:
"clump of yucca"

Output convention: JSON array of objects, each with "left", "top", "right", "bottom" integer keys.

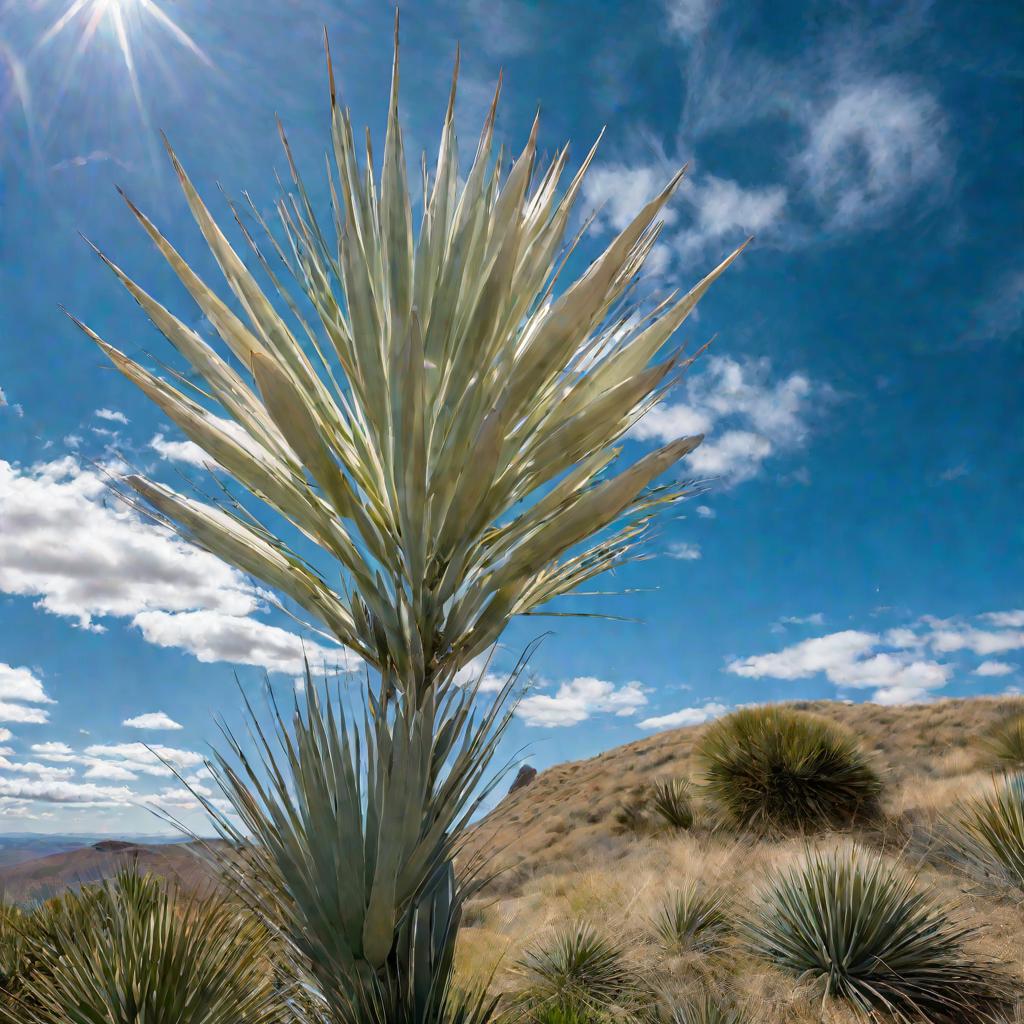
[
  {"left": 667, "top": 991, "right": 749, "bottom": 1024},
  {"left": 651, "top": 778, "right": 694, "bottom": 830},
  {"left": 652, "top": 883, "right": 730, "bottom": 953},
  {"left": 4, "top": 871, "right": 284, "bottom": 1024},
  {"left": 953, "top": 776, "right": 1024, "bottom": 893},
  {"left": 515, "top": 922, "right": 638, "bottom": 1018},
  {"left": 983, "top": 714, "right": 1024, "bottom": 770},
  {"left": 696, "top": 707, "right": 882, "bottom": 833},
  {"left": 745, "top": 848, "right": 1013, "bottom": 1024}
]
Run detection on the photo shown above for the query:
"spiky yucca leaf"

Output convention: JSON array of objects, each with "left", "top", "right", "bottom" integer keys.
[
  {"left": 3, "top": 871, "right": 284, "bottom": 1024},
  {"left": 696, "top": 707, "right": 882, "bottom": 833},
  {"left": 983, "top": 714, "right": 1024, "bottom": 770},
  {"left": 953, "top": 776, "right": 1024, "bottom": 893},
  {"left": 745, "top": 849, "right": 1013, "bottom": 1024},
  {"left": 76, "top": 30, "right": 739, "bottom": 694},
  {"left": 514, "top": 922, "right": 637, "bottom": 1017},
  {"left": 651, "top": 777, "right": 694, "bottom": 830},
  {"left": 652, "top": 882, "right": 730, "bottom": 953}
]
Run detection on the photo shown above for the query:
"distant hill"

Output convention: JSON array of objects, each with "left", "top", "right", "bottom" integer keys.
[
  {"left": 0, "top": 838, "right": 220, "bottom": 906},
  {"left": 0, "top": 833, "right": 186, "bottom": 870}
]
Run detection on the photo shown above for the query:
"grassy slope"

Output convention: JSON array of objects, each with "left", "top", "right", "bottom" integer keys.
[{"left": 458, "top": 696, "right": 1024, "bottom": 1021}]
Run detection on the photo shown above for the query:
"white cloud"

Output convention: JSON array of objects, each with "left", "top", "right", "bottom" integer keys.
[
  {"left": 639, "top": 701, "right": 729, "bottom": 730},
  {"left": 83, "top": 761, "right": 139, "bottom": 781},
  {"left": 800, "top": 78, "right": 946, "bottom": 229},
  {"left": 0, "top": 458, "right": 356, "bottom": 678},
  {"left": 0, "top": 387, "right": 24, "bottom": 417},
  {"left": 924, "top": 620, "right": 1024, "bottom": 656},
  {"left": 632, "top": 356, "right": 824, "bottom": 485},
  {"left": 83, "top": 742, "right": 204, "bottom": 775},
  {"left": 122, "top": 712, "right": 183, "bottom": 731},
  {"left": 132, "top": 609, "right": 358, "bottom": 676},
  {"left": 516, "top": 677, "right": 648, "bottom": 728},
  {"left": 675, "top": 174, "right": 787, "bottom": 259},
  {"left": 149, "top": 434, "right": 210, "bottom": 468},
  {"left": 584, "top": 164, "right": 678, "bottom": 235},
  {"left": 695, "top": 505, "right": 715, "bottom": 519},
  {"left": 728, "top": 629, "right": 953, "bottom": 705},
  {"left": 0, "top": 703, "right": 49, "bottom": 724},
  {"left": 0, "top": 756, "right": 75, "bottom": 779},
  {"left": 964, "top": 267, "right": 1024, "bottom": 343},
  {"left": 663, "top": 0, "right": 713, "bottom": 39},
  {"left": 63, "top": 434, "right": 82, "bottom": 449},
  {"left": 0, "top": 729, "right": 12, "bottom": 743},
  {"left": 94, "top": 408, "right": 129, "bottom": 424},
  {"left": 30, "top": 741, "right": 75, "bottom": 761},
  {"left": 975, "top": 661, "right": 1015, "bottom": 678},
  {"left": 981, "top": 610, "right": 1024, "bottom": 629},
  {"left": 778, "top": 613, "right": 825, "bottom": 627},
  {"left": 0, "top": 664, "right": 54, "bottom": 704},
  {"left": 0, "top": 777, "right": 132, "bottom": 805},
  {"left": 452, "top": 654, "right": 509, "bottom": 694},
  {"left": 667, "top": 542, "right": 702, "bottom": 561}
]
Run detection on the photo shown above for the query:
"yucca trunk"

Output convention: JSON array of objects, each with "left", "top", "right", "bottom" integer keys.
[{"left": 75, "top": 19, "right": 741, "bottom": 1021}]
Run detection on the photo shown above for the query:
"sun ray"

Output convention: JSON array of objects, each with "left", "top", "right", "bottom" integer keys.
[{"left": 139, "top": 0, "right": 212, "bottom": 67}]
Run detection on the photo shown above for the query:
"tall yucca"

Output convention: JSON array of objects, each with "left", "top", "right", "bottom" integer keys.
[{"left": 74, "top": 19, "right": 740, "bottom": 1022}]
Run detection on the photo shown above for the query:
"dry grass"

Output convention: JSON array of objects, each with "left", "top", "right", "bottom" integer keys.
[{"left": 458, "top": 697, "right": 1024, "bottom": 1021}]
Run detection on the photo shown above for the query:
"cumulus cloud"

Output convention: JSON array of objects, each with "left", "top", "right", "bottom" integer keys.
[
  {"left": 29, "top": 742, "right": 75, "bottom": 761},
  {"left": 0, "top": 729, "right": 12, "bottom": 743},
  {"left": 800, "top": 77, "right": 946, "bottom": 229},
  {"left": 0, "top": 756, "right": 75, "bottom": 779},
  {"left": 981, "top": 610, "right": 1024, "bottom": 629},
  {"left": 923, "top": 618, "right": 1024, "bottom": 656},
  {"left": 0, "top": 777, "right": 132, "bottom": 805},
  {"left": 452, "top": 654, "right": 510, "bottom": 694},
  {"left": 975, "top": 661, "right": 1014, "bottom": 677},
  {"left": 0, "top": 703, "right": 49, "bottom": 724},
  {"left": 132, "top": 609, "right": 358, "bottom": 676},
  {"left": 695, "top": 505, "right": 715, "bottom": 519},
  {"left": 675, "top": 174, "right": 787, "bottom": 259},
  {"left": 638, "top": 701, "right": 729, "bottom": 730},
  {"left": 149, "top": 434, "right": 210, "bottom": 468},
  {"left": 94, "top": 408, "right": 129, "bottom": 424},
  {"left": 631, "top": 356, "right": 825, "bottom": 485},
  {"left": 516, "top": 677, "right": 648, "bottom": 728},
  {"left": 82, "top": 742, "right": 204, "bottom": 774},
  {"left": 667, "top": 542, "right": 702, "bottom": 561},
  {"left": 0, "top": 458, "right": 357, "bottom": 677},
  {"left": 122, "top": 712, "right": 183, "bottom": 731},
  {"left": 0, "top": 664, "right": 54, "bottom": 704}
]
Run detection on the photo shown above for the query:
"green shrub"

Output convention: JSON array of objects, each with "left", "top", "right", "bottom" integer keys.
[
  {"left": 652, "top": 883, "right": 729, "bottom": 953},
  {"left": 954, "top": 776, "right": 1024, "bottom": 893},
  {"left": 983, "top": 714, "right": 1024, "bottom": 770},
  {"left": 515, "top": 922, "right": 636, "bottom": 1017},
  {"left": 696, "top": 707, "right": 882, "bottom": 833},
  {"left": 651, "top": 779, "right": 694, "bottom": 830},
  {"left": 666, "top": 991, "right": 749, "bottom": 1024},
  {"left": 745, "top": 848, "right": 1013, "bottom": 1023}
]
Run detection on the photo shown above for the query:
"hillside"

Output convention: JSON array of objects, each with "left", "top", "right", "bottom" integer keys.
[
  {"left": 457, "top": 696, "right": 1024, "bottom": 1021},
  {"left": 0, "top": 839, "right": 219, "bottom": 905}
]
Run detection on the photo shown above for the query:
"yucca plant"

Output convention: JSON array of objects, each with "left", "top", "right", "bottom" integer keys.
[
  {"left": 651, "top": 778, "right": 694, "bottom": 830},
  {"left": 514, "top": 922, "right": 638, "bottom": 1019},
  {"left": 1, "top": 870, "right": 284, "bottom": 1024},
  {"left": 73, "top": 19, "right": 743, "bottom": 1020},
  {"left": 666, "top": 991, "right": 749, "bottom": 1024},
  {"left": 983, "top": 714, "right": 1024, "bottom": 770},
  {"left": 953, "top": 776, "right": 1024, "bottom": 894},
  {"left": 651, "top": 882, "right": 730, "bottom": 953},
  {"left": 745, "top": 849, "right": 1013, "bottom": 1024},
  {"left": 696, "top": 707, "right": 882, "bottom": 834}
]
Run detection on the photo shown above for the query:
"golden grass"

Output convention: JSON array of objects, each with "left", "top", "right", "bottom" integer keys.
[{"left": 458, "top": 696, "right": 1024, "bottom": 1020}]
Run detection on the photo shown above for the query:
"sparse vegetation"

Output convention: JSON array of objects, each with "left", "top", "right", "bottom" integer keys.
[
  {"left": 954, "top": 776, "right": 1024, "bottom": 893},
  {"left": 667, "top": 992, "right": 750, "bottom": 1024},
  {"left": 651, "top": 882, "right": 730, "bottom": 953},
  {"left": 984, "top": 714, "right": 1024, "bottom": 770},
  {"left": 696, "top": 707, "right": 882, "bottom": 833},
  {"left": 745, "top": 848, "right": 1013, "bottom": 1024},
  {"left": 651, "top": 778, "right": 695, "bottom": 830}
]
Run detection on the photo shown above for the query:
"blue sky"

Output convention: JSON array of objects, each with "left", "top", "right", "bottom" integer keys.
[{"left": 0, "top": 0, "right": 1021, "bottom": 834}]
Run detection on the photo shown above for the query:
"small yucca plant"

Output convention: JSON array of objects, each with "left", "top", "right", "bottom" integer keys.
[
  {"left": 983, "top": 715, "right": 1024, "bottom": 770},
  {"left": 651, "top": 778, "right": 694, "bottom": 830},
  {"left": 515, "top": 922, "right": 637, "bottom": 1018},
  {"left": 651, "top": 883, "right": 730, "bottom": 953},
  {"left": 745, "top": 849, "right": 1013, "bottom": 1024},
  {"left": 3, "top": 871, "right": 284, "bottom": 1024},
  {"left": 953, "top": 776, "right": 1024, "bottom": 893},
  {"left": 696, "top": 707, "right": 882, "bottom": 833},
  {"left": 666, "top": 991, "right": 749, "bottom": 1024}
]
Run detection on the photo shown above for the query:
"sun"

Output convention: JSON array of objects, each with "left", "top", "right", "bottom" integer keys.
[{"left": 34, "top": 0, "right": 210, "bottom": 122}]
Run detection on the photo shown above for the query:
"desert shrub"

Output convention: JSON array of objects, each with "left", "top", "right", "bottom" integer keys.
[
  {"left": 745, "top": 848, "right": 1013, "bottom": 1024},
  {"left": 651, "top": 779, "right": 694, "bottom": 830},
  {"left": 6, "top": 870, "right": 284, "bottom": 1024},
  {"left": 983, "top": 714, "right": 1024, "bottom": 770},
  {"left": 515, "top": 922, "right": 637, "bottom": 1018},
  {"left": 696, "top": 707, "right": 882, "bottom": 833},
  {"left": 666, "top": 991, "right": 749, "bottom": 1024},
  {"left": 953, "top": 776, "right": 1024, "bottom": 893},
  {"left": 652, "top": 883, "right": 729, "bottom": 953},
  {"left": 613, "top": 793, "right": 650, "bottom": 835}
]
